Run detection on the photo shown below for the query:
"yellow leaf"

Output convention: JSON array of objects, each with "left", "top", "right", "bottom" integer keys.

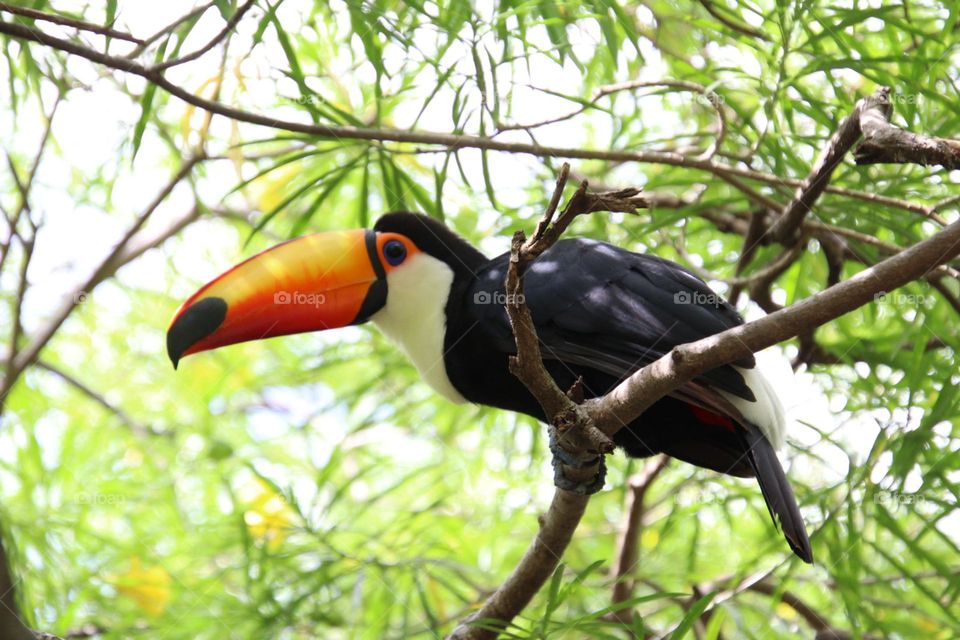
[
  {"left": 243, "top": 481, "right": 295, "bottom": 550},
  {"left": 776, "top": 602, "right": 797, "bottom": 621},
  {"left": 112, "top": 557, "right": 172, "bottom": 617},
  {"left": 641, "top": 529, "right": 660, "bottom": 549},
  {"left": 180, "top": 75, "right": 224, "bottom": 149},
  {"left": 253, "top": 162, "right": 303, "bottom": 214}
]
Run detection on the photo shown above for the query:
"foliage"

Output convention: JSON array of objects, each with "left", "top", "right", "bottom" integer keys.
[{"left": 0, "top": 1, "right": 958, "bottom": 638}]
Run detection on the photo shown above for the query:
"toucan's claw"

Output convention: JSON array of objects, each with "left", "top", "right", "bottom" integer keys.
[{"left": 549, "top": 427, "right": 607, "bottom": 495}]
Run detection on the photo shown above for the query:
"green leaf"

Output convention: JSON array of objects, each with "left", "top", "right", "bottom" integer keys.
[
  {"left": 671, "top": 591, "right": 716, "bottom": 640},
  {"left": 131, "top": 43, "right": 167, "bottom": 162}
]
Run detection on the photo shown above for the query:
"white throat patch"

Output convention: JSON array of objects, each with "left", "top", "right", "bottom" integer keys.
[{"left": 371, "top": 253, "right": 467, "bottom": 404}]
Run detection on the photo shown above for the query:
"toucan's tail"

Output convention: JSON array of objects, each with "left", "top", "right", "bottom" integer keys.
[{"left": 741, "top": 426, "right": 814, "bottom": 564}]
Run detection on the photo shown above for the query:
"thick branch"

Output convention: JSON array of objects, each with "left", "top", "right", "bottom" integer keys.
[
  {"left": 855, "top": 100, "right": 960, "bottom": 168},
  {"left": 0, "top": 538, "right": 33, "bottom": 640}
]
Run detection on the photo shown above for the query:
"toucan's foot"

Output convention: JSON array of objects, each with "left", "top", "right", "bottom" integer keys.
[{"left": 549, "top": 427, "right": 607, "bottom": 495}]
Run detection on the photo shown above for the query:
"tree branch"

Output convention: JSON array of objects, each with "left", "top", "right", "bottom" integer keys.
[
  {"left": 0, "top": 3, "right": 143, "bottom": 44},
  {"left": 768, "top": 90, "right": 891, "bottom": 244},
  {"left": 768, "top": 88, "right": 958, "bottom": 244},
  {"left": 609, "top": 455, "right": 669, "bottom": 625},
  {"left": 127, "top": 1, "right": 216, "bottom": 58},
  {"left": 0, "top": 537, "right": 33, "bottom": 640},
  {"left": 585, "top": 215, "right": 960, "bottom": 435},
  {"left": 696, "top": 0, "right": 770, "bottom": 41},
  {"left": 0, "top": 18, "right": 941, "bottom": 221},
  {"left": 35, "top": 361, "right": 161, "bottom": 438},
  {"left": 501, "top": 80, "right": 727, "bottom": 160},
  {"left": 448, "top": 166, "right": 647, "bottom": 639},
  {"left": 0, "top": 158, "right": 204, "bottom": 404}
]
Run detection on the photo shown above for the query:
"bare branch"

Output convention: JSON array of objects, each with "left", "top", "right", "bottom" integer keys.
[
  {"left": 501, "top": 80, "right": 727, "bottom": 160},
  {"left": 855, "top": 101, "right": 960, "bottom": 169},
  {"left": 0, "top": 538, "right": 34, "bottom": 640},
  {"left": 0, "top": 3, "right": 144, "bottom": 44},
  {"left": 768, "top": 90, "right": 891, "bottom": 243},
  {"left": 36, "top": 361, "right": 162, "bottom": 438},
  {"left": 127, "top": 1, "right": 216, "bottom": 58},
  {"left": 0, "top": 158, "right": 205, "bottom": 403},
  {"left": 449, "top": 164, "right": 651, "bottom": 639},
  {"left": 769, "top": 88, "right": 956, "bottom": 244},
  {"left": 746, "top": 581, "right": 831, "bottom": 633},
  {"left": 609, "top": 456, "right": 669, "bottom": 624}
]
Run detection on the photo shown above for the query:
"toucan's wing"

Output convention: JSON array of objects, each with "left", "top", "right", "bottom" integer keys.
[
  {"left": 463, "top": 237, "right": 810, "bottom": 563},
  {"left": 465, "top": 237, "right": 756, "bottom": 401}
]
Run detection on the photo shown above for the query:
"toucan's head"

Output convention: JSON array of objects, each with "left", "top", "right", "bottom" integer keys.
[{"left": 166, "top": 212, "right": 486, "bottom": 368}]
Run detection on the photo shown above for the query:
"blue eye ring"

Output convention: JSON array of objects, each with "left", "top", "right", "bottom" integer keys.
[{"left": 383, "top": 239, "right": 407, "bottom": 266}]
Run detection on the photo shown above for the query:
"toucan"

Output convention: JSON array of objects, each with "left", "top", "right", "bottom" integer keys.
[{"left": 167, "top": 212, "right": 813, "bottom": 563}]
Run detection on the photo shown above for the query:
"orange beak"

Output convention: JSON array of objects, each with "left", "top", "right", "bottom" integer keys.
[{"left": 166, "top": 229, "right": 387, "bottom": 368}]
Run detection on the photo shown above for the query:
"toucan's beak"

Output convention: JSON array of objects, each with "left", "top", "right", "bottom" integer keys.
[{"left": 167, "top": 229, "right": 387, "bottom": 368}]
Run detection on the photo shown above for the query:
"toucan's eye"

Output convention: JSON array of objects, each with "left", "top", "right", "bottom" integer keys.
[{"left": 383, "top": 239, "right": 407, "bottom": 266}]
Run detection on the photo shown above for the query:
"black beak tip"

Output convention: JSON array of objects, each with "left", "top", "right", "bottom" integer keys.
[{"left": 166, "top": 297, "right": 228, "bottom": 370}]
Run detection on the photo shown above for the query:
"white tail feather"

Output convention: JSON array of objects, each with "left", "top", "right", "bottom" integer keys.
[{"left": 717, "top": 366, "right": 786, "bottom": 449}]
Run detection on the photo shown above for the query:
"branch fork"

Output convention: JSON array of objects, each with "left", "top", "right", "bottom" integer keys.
[{"left": 504, "top": 163, "right": 648, "bottom": 487}]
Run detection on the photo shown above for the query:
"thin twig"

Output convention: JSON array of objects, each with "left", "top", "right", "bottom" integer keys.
[
  {"left": 127, "top": 1, "right": 216, "bottom": 58},
  {"left": 500, "top": 80, "right": 728, "bottom": 160},
  {"left": 36, "top": 360, "right": 162, "bottom": 438},
  {"left": 152, "top": 0, "right": 256, "bottom": 71},
  {"left": 0, "top": 158, "right": 205, "bottom": 401},
  {"left": 746, "top": 581, "right": 830, "bottom": 633},
  {"left": 696, "top": 0, "right": 770, "bottom": 41}
]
